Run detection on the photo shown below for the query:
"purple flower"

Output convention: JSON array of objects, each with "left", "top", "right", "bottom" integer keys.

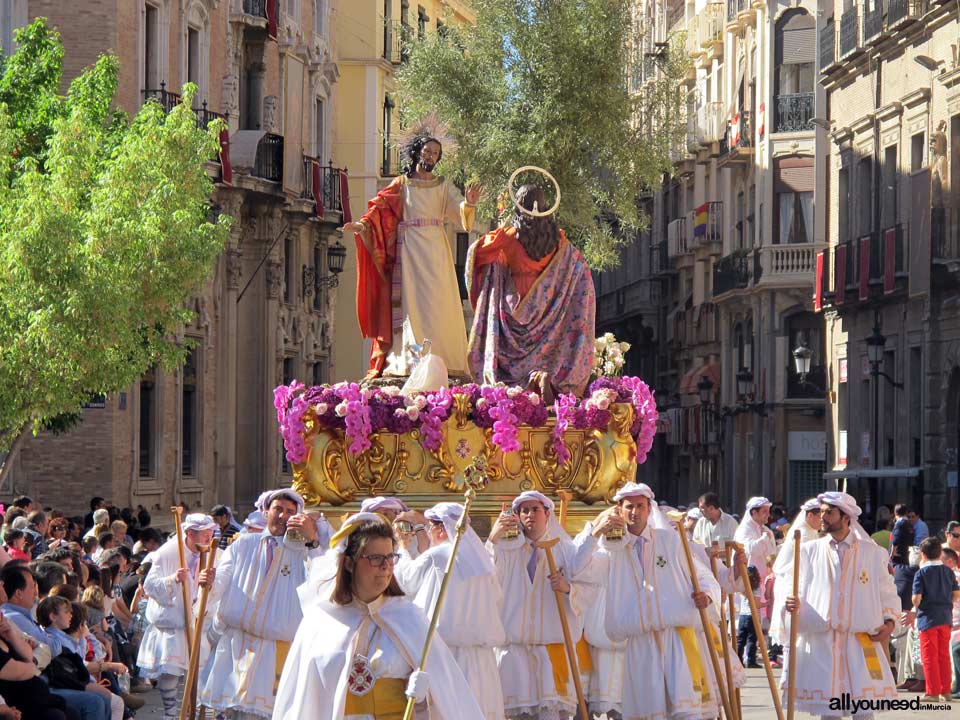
[{"left": 552, "top": 393, "right": 577, "bottom": 466}]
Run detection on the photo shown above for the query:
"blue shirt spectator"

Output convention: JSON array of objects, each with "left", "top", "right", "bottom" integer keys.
[
  {"left": 1, "top": 602, "right": 63, "bottom": 657},
  {"left": 911, "top": 516, "right": 930, "bottom": 544},
  {"left": 912, "top": 562, "right": 959, "bottom": 631}
]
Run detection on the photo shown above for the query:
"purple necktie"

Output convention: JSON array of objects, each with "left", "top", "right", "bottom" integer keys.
[
  {"left": 636, "top": 536, "right": 647, "bottom": 579},
  {"left": 831, "top": 538, "right": 848, "bottom": 567},
  {"left": 265, "top": 535, "right": 278, "bottom": 572},
  {"left": 527, "top": 543, "right": 539, "bottom": 582}
]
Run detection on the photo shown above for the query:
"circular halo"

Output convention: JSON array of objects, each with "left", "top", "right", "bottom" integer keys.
[{"left": 508, "top": 166, "right": 561, "bottom": 218}]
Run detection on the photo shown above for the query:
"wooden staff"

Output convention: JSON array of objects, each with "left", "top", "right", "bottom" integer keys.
[
  {"left": 557, "top": 490, "right": 573, "bottom": 530},
  {"left": 726, "top": 544, "right": 738, "bottom": 655},
  {"left": 402, "top": 489, "right": 477, "bottom": 720},
  {"left": 534, "top": 537, "right": 589, "bottom": 720},
  {"left": 732, "top": 542, "right": 785, "bottom": 720},
  {"left": 787, "top": 529, "right": 801, "bottom": 720},
  {"left": 676, "top": 522, "right": 733, "bottom": 720},
  {"left": 711, "top": 541, "right": 740, "bottom": 720},
  {"left": 171, "top": 507, "right": 194, "bottom": 651},
  {"left": 180, "top": 542, "right": 217, "bottom": 720}
]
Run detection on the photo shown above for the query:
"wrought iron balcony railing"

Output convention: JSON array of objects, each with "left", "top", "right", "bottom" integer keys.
[
  {"left": 775, "top": 92, "right": 814, "bottom": 133},
  {"left": 142, "top": 83, "right": 225, "bottom": 129},
  {"left": 253, "top": 132, "right": 283, "bottom": 183},
  {"left": 301, "top": 156, "right": 346, "bottom": 215},
  {"left": 243, "top": 0, "right": 267, "bottom": 18},
  {"left": 382, "top": 136, "right": 401, "bottom": 177},
  {"left": 713, "top": 252, "right": 751, "bottom": 295}
]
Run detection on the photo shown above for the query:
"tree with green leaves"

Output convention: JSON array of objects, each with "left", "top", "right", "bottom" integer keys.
[
  {"left": 0, "top": 19, "right": 230, "bottom": 468},
  {"left": 396, "top": 0, "right": 688, "bottom": 270}
]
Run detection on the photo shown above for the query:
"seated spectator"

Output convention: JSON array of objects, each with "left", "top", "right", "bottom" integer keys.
[
  {"left": 92, "top": 535, "right": 114, "bottom": 565},
  {"left": 131, "top": 528, "right": 161, "bottom": 559},
  {"left": 29, "top": 562, "right": 67, "bottom": 599},
  {"left": 46, "top": 519, "right": 70, "bottom": 551},
  {"left": 109, "top": 523, "right": 131, "bottom": 550},
  {"left": 2, "top": 533, "right": 29, "bottom": 564},
  {"left": 26, "top": 511, "right": 50, "bottom": 558},
  {"left": 0, "top": 607, "right": 75, "bottom": 719},
  {"left": 48, "top": 585, "right": 79, "bottom": 603},
  {"left": 83, "top": 511, "right": 109, "bottom": 542},
  {"left": 38, "top": 596, "right": 121, "bottom": 720},
  {"left": 81, "top": 538, "right": 98, "bottom": 565}
]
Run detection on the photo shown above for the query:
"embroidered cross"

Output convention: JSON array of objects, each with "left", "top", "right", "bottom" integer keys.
[
  {"left": 858, "top": 570, "right": 869, "bottom": 584},
  {"left": 280, "top": 565, "right": 291, "bottom": 577},
  {"left": 655, "top": 555, "right": 666, "bottom": 568}
]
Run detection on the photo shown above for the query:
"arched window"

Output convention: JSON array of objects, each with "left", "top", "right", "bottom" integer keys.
[{"left": 774, "top": 9, "right": 815, "bottom": 133}]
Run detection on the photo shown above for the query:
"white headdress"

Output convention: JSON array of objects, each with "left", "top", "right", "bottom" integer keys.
[
  {"left": 801, "top": 498, "right": 821, "bottom": 513},
  {"left": 182, "top": 513, "right": 216, "bottom": 533},
  {"left": 256, "top": 489, "right": 305, "bottom": 514},
  {"left": 611, "top": 482, "right": 673, "bottom": 530},
  {"left": 243, "top": 511, "right": 266, "bottom": 531},
  {"left": 736, "top": 496, "right": 772, "bottom": 539},
  {"left": 772, "top": 502, "right": 823, "bottom": 576},
  {"left": 360, "top": 496, "right": 410, "bottom": 514},
  {"left": 510, "top": 491, "right": 573, "bottom": 544},
  {"left": 817, "top": 491, "right": 873, "bottom": 542},
  {"left": 424, "top": 502, "right": 495, "bottom": 578}
]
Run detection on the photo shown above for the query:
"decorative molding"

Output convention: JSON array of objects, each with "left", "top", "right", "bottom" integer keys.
[
  {"left": 226, "top": 248, "right": 243, "bottom": 290},
  {"left": 876, "top": 101, "right": 902, "bottom": 125},
  {"left": 849, "top": 113, "right": 876, "bottom": 136},
  {"left": 265, "top": 260, "right": 283, "bottom": 299}
]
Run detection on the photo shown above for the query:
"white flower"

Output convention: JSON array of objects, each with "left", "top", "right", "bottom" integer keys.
[
  {"left": 477, "top": 398, "right": 488, "bottom": 408},
  {"left": 530, "top": 394, "right": 541, "bottom": 405},
  {"left": 360, "top": 389, "right": 371, "bottom": 400},
  {"left": 414, "top": 395, "right": 428, "bottom": 410},
  {"left": 607, "top": 345, "right": 622, "bottom": 359},
  {"left": 614, "top": 356, "right": 625, "bottom": 367},
  {"left": 315, "top": 403, "right": 328, "bottom": 415},
  {"left": 334, "top": 402, "right": 349, "bottom": 417},
  {"left": 603, "top": 332, "right": 615, "bottom": 343},
  {"left": 394, "top": 408, "right": 407, "bottom": 418},
  {"left": 604, "top": 361, "right": 616, "bottom": 375},
  {"left": 381, "top": 385, "right": 402, "bottom": 397},
  {"left": 619, "top": 341, "right": 631, "bottom": 353},
  {"left": 406, "top": 406, "right": 421, "bottom": 421},
  {"left": 506, "top": 386, "right": 521, "bottom": 398}
]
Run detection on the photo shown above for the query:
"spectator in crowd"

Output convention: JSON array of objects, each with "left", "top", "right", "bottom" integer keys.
[
  {"left": 135, "top": 508, "right": 150, "bottom": 532},
  {"left": 762, "top": 553, "right": 781, "bottom": 667},
  {"left": 27, "top": 511, "right": 50, "bottom": 558},
  {"left": 737, "top": 565, "right": 764, "bottom": 669},
  {"left": 944, "top": 521, "right": 960, "bottom": 555},
  {"left": 911, "top": 537, "right": 960, "bottom": 702},
  {"left": 81, "top": 538, "right": 98, "bottom": 565},
  {"left": 10, "top": 498, "right": 34, "bottom": 514},
  {"left": 908, "top": 508, "right": 930, "bottom": 544},
  {"left": 872, "top": 517, "right": 894, "bottom": 550},
  {"left": 83, "top": 500, "right": 106, "bottom": 534},
  {"left": 131, "top": 528, "right": 162, "bottom": 560},
  {"left": 939, "top": 546, "right": 960, "bottom": 700},
  {"left": 109, "top": 522, "right": 130, "bottom": 550},
  {"left": 92, "top": 534, "right": 114, "bottom": 565},
  {"left": 2, "top": 533, "right": 29, "bottom": 564},
  {"left": 210, "top": 505, "right": 242, "bottom": 550},
  {"left": 47, "top": 519, "right": 70, "bottom": 550}
]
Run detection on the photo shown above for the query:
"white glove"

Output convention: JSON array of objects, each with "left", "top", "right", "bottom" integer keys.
[{"left": 405, "top": 670, "right": 430, "bottom": 703}]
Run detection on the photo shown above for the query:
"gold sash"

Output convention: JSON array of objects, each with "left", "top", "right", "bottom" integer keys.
[
  {"left": 854, "top": 632, "right": 884, "bottom": 681},
  {"left": 676, "top": 626, "right": 711, "bottom": 703},
  {"left": 344, "top": 678, "right": 407, "bottom": 719},
  {"left": 274, "top": 640, "right": 291, "bottom": 694}
]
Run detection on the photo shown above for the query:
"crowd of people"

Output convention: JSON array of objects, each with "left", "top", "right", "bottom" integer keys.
[{"left": 0, "top": 487, "right": 956, "bottom": 720}]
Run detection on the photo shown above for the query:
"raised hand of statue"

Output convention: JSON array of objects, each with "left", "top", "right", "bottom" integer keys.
[
  {"left": 338, "top": 221, "right": 366, "bottom": 237},
  {"left": 465, "top": 184, "right": 483, "bottom": 206}
]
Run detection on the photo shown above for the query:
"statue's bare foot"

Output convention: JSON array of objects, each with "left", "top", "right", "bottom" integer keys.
[
  {"left": 363, "top": 367, "right": 383, "bottom": 383},
  {"left": 528, "top": 371, "right": 555, "bottom": 406}
]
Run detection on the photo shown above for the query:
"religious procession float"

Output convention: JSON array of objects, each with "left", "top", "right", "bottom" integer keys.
[{"left": 274, "top": 118, "right": 659, "bottom": 527}]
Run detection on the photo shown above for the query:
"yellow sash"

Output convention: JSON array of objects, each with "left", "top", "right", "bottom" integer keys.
[
  {"left": 344, "top": 678, "right": 407, "bottom": 719},
  {"left": 576, "top": 635, "right": 594, "bottom": 674},
  {"left": 676, "top": 626, "right": 711, "bottom": 703},
  {"left": 854, "top": 632, "right": 884, "bottom": 681},
  {"left": 546, "top": 643, "right": 570, "bottom": 696},
  {"left": 274, "top": 640, "right": 291, "bottom": 694}
]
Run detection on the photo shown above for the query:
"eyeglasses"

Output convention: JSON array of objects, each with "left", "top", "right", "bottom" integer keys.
[
  {"left": 950, "top": 532, "right": 960, "bottom": 539},
  {"left": 360, "top": 553, "right": 401, "bottom": 569}
]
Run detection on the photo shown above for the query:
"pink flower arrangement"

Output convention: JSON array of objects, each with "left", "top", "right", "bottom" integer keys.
[{"left": 274, "top": 376, "right": 659, "bottom": 464}]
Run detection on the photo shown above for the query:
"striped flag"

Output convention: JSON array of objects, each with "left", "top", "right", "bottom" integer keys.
[{"left": 694, "top": 203, "right": 709, "bottom": 238}]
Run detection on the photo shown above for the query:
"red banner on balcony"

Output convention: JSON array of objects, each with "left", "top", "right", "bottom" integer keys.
[
  {"left": 883, "top": 226, "right": 896, "bottom": 294},
  {"left": 311, "top": 159, "right": 323, "bottom": 218},
  {"left": 858, "top": 235, "right": 870, "bottom": 301},
  {"left": 835, "top": 243, "right": 847, "bottom": 305},
  {"left": 814, "top": 250, "right": 824, "bottom": 311},
  {"left": 267, "top": 0, "right": 278, "bottom": 39},
  {"left": 218, "top": 129, "right": 232, "bottom": 185},
  {"left": 339, "top": 169, "right": 352, "bottom": 223}
]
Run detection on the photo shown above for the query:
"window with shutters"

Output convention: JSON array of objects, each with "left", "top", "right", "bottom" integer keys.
[
  {"left": 882, "top": 144, "right": 898, "bottom": 229},
  {"left": 775, "top": 9, "right": 815, "bottom": 133},
  {"left": 838, "top": 167, "right": 850, "bottom": 244},
  {"left": 775, "top": 159, "right": 814, "bottom": 244},
  {"left": 857, "top": 157, "right": 873, "bottom": 237}
]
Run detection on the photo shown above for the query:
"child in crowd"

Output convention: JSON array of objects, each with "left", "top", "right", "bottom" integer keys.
[
  {"left": 912, "top": 537, "right": 960, "bottom": 703},
  {"left": 737, "top": 565, "right": 764, "bottom": 668},
  {"left": 2, "top": 530, "right": 29, "bottom": 563},
  {"left": 762, "top": 553, "right": 781, "bottom": 667},
  {"left": 941, "top": 547, "right": 960, "bottom": 700}
]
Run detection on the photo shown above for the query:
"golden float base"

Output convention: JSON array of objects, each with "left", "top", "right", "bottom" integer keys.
[{"left": 292, "top": 400, "right": 638, "bottom": 532}]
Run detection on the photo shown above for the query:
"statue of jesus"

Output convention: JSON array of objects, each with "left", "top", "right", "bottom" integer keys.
[{"left": 340, "top": 116, "right": 481, "bottom": 380}]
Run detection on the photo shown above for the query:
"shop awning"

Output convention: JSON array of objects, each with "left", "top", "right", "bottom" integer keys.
[
  {"left": 822, "top": 467, "right": 922, "bottom": 481},
  {"left": 679, "top": 361, "right": 720, "bottom": 395}
]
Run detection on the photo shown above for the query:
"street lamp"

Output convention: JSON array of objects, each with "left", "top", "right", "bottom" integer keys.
[
  {"left": 697, "top": 375, "right": 714, "bottom": 405},
  {"left": 304, "top": 239, "right": 348, "bottom": 298},
  {"left": 736, "top": 367, "right": 754, "bottom": 400},
  {"left": 792, "top": 338, "right": 827, "bottom": 393}
]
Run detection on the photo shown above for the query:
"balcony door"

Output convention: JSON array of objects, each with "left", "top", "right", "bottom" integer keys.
[{"left": 775, "top": 9, "right": 815, "bottom": 133}]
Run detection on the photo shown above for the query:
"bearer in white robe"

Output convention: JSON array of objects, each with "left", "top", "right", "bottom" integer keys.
[
  {"left": 598, "top": 482, "right": 723, "bottom": 720},
  {"left": 573, "top": 520, "right": 624, "bottom": 719},
  {"left": 769, "top": 498, "right": 822, "bottom": 647},
  {"left": 363, "top": 495, "right": 430, "bottom": 559},
  {"left": 692, "top": 492, "right": 740, "bottom": 548},
  {"left": 393, "top": 502, "right": 506, "bottom": 720},
  {"left": 199, "top": 489, "right": 322, "bottom": 719},
  {"left": 273, "top": 513, "right": 485, "bottom": 720},
  {"left": 734, "top": 496, "right": 778, "bottom": 584},
  {"left": 779, "top": 492, "right": 899, "bottom": 719},
  {"left": 488, "top": 491, "right": 596, "bottom": 720},
  {"left": 137, "top": 513, "right": 217, "bottom": 719}
]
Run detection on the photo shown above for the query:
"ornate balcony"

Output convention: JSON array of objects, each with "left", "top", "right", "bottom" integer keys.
[
  {"left": 253, "top": 132, "right": 283, "bottom": 182},
  {"left": 668, "top": 217, "right": 689, "bottom": 257},
  {"left": 713, "top": 251, "right": 751, "bottom": 296},
  {"left": 697, "top": 4, "right": 725, "bottom": 62},
  {"left": 753, "top": 242, "right": 828, "bottom": 289},
  {"left": 301, "top": 156, "right": 346, "bottom": 216},
  {"left": 380, "top": 18, "right": 406, "bottom": 64},
  {"left": 381, "top": 135, "right": 402, "bottom": 177},
  {"left": 774, "top": 92, "right": 814, "bottom": 133},
  {"left": 696, "top": 102, "right": 725, "bottom": 145}
]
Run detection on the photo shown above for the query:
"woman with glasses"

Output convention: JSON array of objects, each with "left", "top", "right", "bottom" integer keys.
[{"left": 274, "top": 513, "right": 485, "bottom": 720}]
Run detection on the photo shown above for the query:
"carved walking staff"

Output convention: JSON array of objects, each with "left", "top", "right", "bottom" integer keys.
[
  {"left": 402, "top": 489, "right": 477, "bottom": 720},
  {"left": 787, "top": 529, "right": 801, "bottom": 720},
  {"left": 171, "top": 507, "right": 194, "bottom": 651},
  {"left": 710, "top": 541, "right": 740, "bottom": 720},
  {"left": 180, "top": 542, "right": 217, "bottom": 720},
  {"left": 731, "top": 541, "right": 785, "bottom": 720},
  {"left": 536, "top": 537, "right": 589, "bottom": 720}
]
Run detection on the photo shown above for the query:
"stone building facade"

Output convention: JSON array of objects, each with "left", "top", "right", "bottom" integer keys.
[
  {"left": 2, "top": 0, "right": 345, "bottom": 518},
  {"left": 818, "top": 0, "right": 960, "bottom": 528}
]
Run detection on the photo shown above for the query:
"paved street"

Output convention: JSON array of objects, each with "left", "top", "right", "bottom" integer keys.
[{"left": 130, "top": 666, "right": 954, "bottom": 719}]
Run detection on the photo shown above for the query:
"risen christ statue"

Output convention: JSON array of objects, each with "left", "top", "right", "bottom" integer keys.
[{"left": 340, "top": 124, "right": 481, "bottom": 380}]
